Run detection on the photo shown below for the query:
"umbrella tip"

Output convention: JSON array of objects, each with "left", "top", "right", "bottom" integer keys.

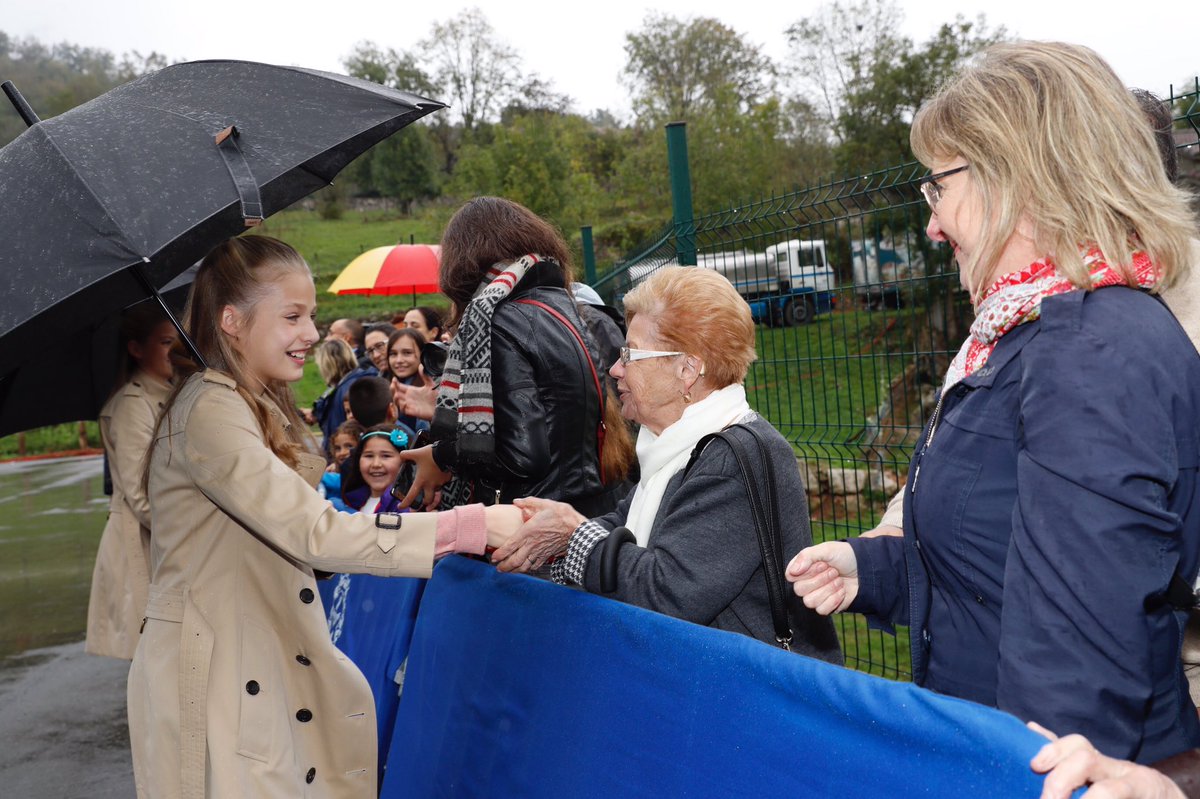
[{"left": 2, "top": 81, "right": 41, "bottom": 127}]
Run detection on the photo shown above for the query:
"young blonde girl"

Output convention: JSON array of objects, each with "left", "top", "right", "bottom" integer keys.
[{"left": 127, "top": 235, "right": 519, "bottom": 799}]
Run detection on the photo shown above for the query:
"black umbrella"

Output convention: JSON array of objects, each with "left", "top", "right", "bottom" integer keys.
[{"left": 0, "top": 60, "right": 443, "bottom": 436}]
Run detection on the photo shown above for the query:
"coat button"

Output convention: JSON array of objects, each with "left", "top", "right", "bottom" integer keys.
[
  {"left": 245, "top": 681, "right": 260, "bottom": 695},
  {"left": 299, "top": 588, "right": 315, "bottom": 604},
  {"left": 306, "top": 767, "right": 316, "bottom": 784},
  {"left": 296, "top": 708, "right": 313, "bottom": 723},
  {"left": 296, "top": 654, "right": 311, "bottom": 666}
]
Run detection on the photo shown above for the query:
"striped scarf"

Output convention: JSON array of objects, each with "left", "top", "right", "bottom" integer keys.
[
  {"left": 943, "top": 245, "right": 1159, "bottom": 391},
  {"left": 432, "top": 253, "right": 548, "bottom": 466}
]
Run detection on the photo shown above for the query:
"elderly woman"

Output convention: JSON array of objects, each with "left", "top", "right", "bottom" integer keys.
[
  {"left": 493, "top": 266, "right": 842, "bottom": 659},
  {"left": 788, "top": 42, "right": 1200, "bottom": 763}
]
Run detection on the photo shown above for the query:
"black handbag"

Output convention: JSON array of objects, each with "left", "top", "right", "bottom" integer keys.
[{"left": 683, "top": 424, "right": 795, "bottom": 651}]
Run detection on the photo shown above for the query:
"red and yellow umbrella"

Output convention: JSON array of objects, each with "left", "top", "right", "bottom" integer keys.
[{"left": 327, "top": 244, "right": 441, "bottom": 299}]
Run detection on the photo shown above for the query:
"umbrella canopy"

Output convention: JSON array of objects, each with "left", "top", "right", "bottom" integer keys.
[
  {"left": 328, "top": 244, "right": 442, "bottom": 297},
  {"left": 0, "top": 60, "right": 444, "bottom": 436}
]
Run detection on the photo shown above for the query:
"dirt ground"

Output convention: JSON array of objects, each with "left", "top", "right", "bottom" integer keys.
[{"left": 0, "top": 641, "right": 135, "bottom": 798}]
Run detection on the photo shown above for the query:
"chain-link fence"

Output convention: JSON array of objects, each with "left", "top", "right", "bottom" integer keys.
[{"left": 591, "top": 79, "right": 1200, "bottom": 680}]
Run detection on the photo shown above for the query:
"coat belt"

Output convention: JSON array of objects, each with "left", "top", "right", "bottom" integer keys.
[{"left": 146, "top": 583, "right": 215, "bottom": 799}]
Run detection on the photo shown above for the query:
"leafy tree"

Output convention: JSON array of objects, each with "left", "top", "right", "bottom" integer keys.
[
  {"left": 450, "top": 111, "right": 601, "bottom": 231},
  {"left": 622, "top": 14, "right": 775, "bottom": 123},
  {"left": 343, "top": 42, "right": 439, "bottom": 98},
  {"left": 369, "top": 127, "right": 440, "bottom": 213},
  {"left": 0, "top": 32, "right": 176, "bottom": 146},
  {"left": 786, "top": 1, "right": 1003, "bottom": 172},
  {"left": 340, "top": 41, "right": 444, "bottom": 204},
  {"left": 419, "top": 8, "right": 521, "bottom": 131},
  {"left": 785, "top": 0, "right": 900, "bottom": 143}
]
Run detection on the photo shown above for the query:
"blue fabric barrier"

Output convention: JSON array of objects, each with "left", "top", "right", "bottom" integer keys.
[{"left": 382, "top": 557, "right": 1057, "bottom": 798}]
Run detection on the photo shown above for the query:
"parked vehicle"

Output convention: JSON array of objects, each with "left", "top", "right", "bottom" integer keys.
[
  {"left": 615, "top": 239, "right": 837, "bottom": 326},
  {"left": 851, "top": 237, "right": 926, "bottom": 309}
]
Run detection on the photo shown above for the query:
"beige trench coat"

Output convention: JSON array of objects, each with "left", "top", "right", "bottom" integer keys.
[
  {"left": 128, "top": 370, "right": 437, "bottom": 799},
  {"left": 86, "top": 370, "right": 171, "bottom": 660}
]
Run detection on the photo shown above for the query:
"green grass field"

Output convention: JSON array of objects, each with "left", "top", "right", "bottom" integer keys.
[{"left": 0, "top": 458, "right": 108, "bottom": 658}]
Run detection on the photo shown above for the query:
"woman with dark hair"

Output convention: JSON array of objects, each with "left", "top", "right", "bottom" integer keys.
[
  {"left": 85, "top": 302, "right": 177, "bottom": 660},
  {"left": 399, "top": 196, "right": 633, "bottom": 517},
  {"left": 386, "top": 327, "right": 429, "bottom": 435},
  {"left": 398, "top": 306, "right": 443, "bottom": 343},
  {"left": 363, "top": 322, "right": 397, "bottom": 376}
]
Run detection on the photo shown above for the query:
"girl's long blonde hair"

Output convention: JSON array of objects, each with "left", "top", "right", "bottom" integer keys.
[
  {"left": 157, "top": 235, "right": 315, "bottom": 470},
  {"left": 911, "top": 41, "right": 1195, "bottom": 302}
]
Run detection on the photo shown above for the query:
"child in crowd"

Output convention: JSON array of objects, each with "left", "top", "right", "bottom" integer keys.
[
  {"left": 320, "top": 422, "right": 429, "bottom": 788},
  {"left": 347, "top": 376, "right": 400, "bottom": 429},
  {"left": 319, "top": 420, "right": 364, "bottom": 512},
  {"left": 341, "top": 425, "right": 409, "bottom": 514}
]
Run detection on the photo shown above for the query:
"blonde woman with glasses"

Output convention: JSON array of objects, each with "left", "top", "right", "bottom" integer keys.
[{"left": 788, "top": 41, "right": 1200, "bottom": 765}]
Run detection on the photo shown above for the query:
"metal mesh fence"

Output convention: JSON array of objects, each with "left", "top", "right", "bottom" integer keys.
[{"left": 592, "top": 79, "right": 1200, "bottom": 681}]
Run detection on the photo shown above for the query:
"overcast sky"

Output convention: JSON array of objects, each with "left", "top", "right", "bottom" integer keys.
[{"left": 4, "top": 1, "right": 1195, "bottom": 119}]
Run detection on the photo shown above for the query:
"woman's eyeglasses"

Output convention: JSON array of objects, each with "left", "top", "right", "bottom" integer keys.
[
  {"left": 619, "top": 346, "right": 683, "bottom": 366},
  {"left": 918, "top": 164, "right": 970, "bottom": 212}
]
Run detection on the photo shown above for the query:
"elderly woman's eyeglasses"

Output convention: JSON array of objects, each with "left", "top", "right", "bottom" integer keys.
[
  {"left": 619, "top": 346, "right": 683, "bottom": 366},
  {"left": 918, "top": 164, "right": 970, "bottom": 212}
]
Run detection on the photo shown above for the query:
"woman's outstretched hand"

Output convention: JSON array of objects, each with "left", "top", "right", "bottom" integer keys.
[
  {"left": 482, "top": 505, "right": 524, "bottom": 551},
  {"left": 785, "top": 541, "right": 860, "bottom": 615},
  {"left": 396, "top": 445, "right": 451, "bottom": 511},
  {"left": 491, "top": 497, "right": 583, "bottom": 573}
]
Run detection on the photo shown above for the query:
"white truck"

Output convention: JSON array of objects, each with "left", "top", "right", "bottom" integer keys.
[
  {"left": 851, "top": 237, "right": 926, "bottom": 309},
  {"left": 619, "top": 239, "right": 837, "bottom": 326}
]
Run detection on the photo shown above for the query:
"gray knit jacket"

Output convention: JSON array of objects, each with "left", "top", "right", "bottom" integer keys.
[{"left": 557, "top": 413, "right": 843, "bottom": 662}]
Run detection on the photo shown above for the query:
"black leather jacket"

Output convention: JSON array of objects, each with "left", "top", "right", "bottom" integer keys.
[{"left": 432, "top": 267, "right": 616, "bottom": 517}]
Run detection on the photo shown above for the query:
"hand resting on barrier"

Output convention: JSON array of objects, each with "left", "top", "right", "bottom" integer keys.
[
  {"left": 786, "top": 541, "right": 860, "bottom": 615},
  {"left": 1029, "top": 722, "right": 1186, "bottom": 799}
]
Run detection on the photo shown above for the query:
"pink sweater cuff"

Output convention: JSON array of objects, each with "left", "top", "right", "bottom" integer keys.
[{"left": 435, "top": 504, "right": 488, "bottom": 558}]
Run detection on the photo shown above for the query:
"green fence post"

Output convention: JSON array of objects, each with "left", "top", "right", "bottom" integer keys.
[
  {"left": 665, "top": 122, "right": 696, "bottom": 266},
  {"left": 581, "top": 225, "right": 597, "bottom": 284}
]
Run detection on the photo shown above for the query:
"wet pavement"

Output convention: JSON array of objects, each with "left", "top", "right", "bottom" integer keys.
[
  {"left": 0, "top": 641, "right": 134, "bottom": 798},
  {"left": 0, "top": 456, "right": 134, "bottom": 796}
]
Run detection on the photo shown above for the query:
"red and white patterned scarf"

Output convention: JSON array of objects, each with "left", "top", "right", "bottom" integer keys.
[{"left": 942, "top": 246, "right": 1159, "bottom": 391}]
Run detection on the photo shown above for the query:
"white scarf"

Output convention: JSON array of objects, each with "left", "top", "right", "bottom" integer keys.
[{"left": 624, "top": 383, "right": 751, "bottom": 546}]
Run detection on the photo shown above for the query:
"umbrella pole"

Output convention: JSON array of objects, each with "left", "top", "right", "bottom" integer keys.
[
  {"left": 1, "top": 81, "right": 41, "bottom": 127},
  {"left": 131, "top": 261, "right": 209, "bottom": 370}
]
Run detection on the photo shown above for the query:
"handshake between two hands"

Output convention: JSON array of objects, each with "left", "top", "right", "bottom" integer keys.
[{"left": 484, "top": 497, "right": 586, "bottom": 575}]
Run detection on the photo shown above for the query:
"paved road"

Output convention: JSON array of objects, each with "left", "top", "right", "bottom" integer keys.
[{"left": 0, "top": 641, "right": 135, "bottom": 798}]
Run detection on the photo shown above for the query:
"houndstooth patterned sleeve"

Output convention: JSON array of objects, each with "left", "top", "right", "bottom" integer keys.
[{"left": 551, "top": 520, "right": 610, "bottom": 586}]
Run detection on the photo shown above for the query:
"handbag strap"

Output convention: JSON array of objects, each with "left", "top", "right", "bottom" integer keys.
[
  {"left": 686, "top": 424, "right": 793, "bottom": 650},
  {"left": 513, "top": 298, "right": 607, "bottom": 482}
]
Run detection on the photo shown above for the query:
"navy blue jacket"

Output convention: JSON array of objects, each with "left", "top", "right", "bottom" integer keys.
[{"left": 849, "top": 287, "right": 1200, "bottom": 763}]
